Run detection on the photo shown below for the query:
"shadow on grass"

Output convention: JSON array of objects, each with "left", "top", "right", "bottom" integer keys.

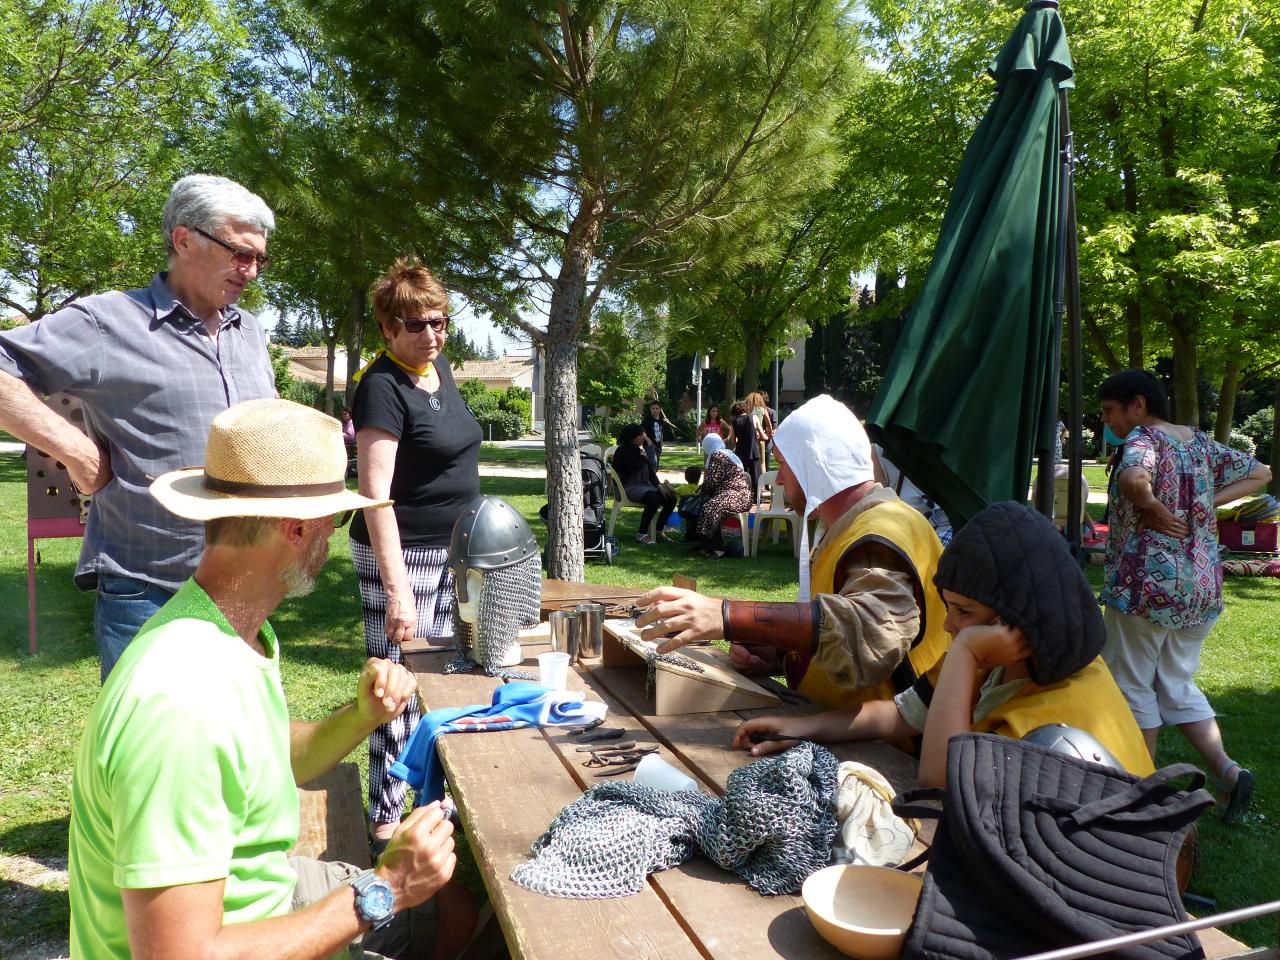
[
  {"left": 0, "top": 817, "right": 70, "bottom": 865},
  {"left": 1157, "top": 683, "right": 1280, "bottom": 947}
]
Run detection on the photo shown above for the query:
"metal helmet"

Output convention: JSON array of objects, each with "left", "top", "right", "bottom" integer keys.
[
  {"left": 449, "top": 496, "right": 539, "bottom": 603},
  {"left": 1021, "top": 723, "right": 1123, "bottom": 770}
]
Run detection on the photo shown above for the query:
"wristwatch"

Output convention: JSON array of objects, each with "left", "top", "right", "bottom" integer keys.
[{"left": 349, "top": 870, "right": 396, "bottom": 929}]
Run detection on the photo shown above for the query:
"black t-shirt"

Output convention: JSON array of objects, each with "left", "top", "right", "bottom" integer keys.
[
  {"left": 733, "top": 413, "right": 758, "bottom": 462},
  {"left": 349, "top": 353, "right": 482, "bottom": 548}
]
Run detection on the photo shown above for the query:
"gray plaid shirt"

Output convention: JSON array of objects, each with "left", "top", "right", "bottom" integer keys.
[{"left": 0, "top": 274, "right": 276, "bottom": 590}]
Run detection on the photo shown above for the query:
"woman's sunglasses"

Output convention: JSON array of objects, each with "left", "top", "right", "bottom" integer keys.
[{"left": 395, "top": 315, "right": 450, "bottom": 334}]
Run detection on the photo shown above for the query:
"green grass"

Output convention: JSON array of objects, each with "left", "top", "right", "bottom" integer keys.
[{"left": 2, "top": 453, "right": 1277, "bottom": 948}]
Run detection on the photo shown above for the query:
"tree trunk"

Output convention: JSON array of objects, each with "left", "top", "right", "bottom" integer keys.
[
  {"left": 324, "top": 325, "right": 337, "bottom": 415},
  {"left": 1270, "top": 378, "right": 1280, "bottom": 497},
  {"left": 723, "top": 367, "right": 739, "bottom": 410},
  {"left": 1121, "top": 161, "right": 1143, "bottom": 369},
  {"left": 1124, "top": 297, "right": 1143, "bottom": 369},
  {"left": 741, "top": 323, "right": 764, "bottom": 395},
  {"left": 1214, "top": 360, "right": 1240, "bottom": 444},
  {"left": 344, "top": 284, "right": 365, "bottom": 410},
  {"left": 1169, "top": 317, "right": 1198, "bottom": 426},
  {"left": 543, "top": 196, "right": 603, "bottom": 582}
]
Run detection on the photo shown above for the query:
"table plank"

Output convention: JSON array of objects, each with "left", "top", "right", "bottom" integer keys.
[{"left": 406, "top": 650, "right": 704, "bottom": 960}]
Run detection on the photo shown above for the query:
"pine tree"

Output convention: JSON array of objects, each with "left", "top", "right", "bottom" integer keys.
[{"left": 309, "top": 0, "right": 858, "bottom": 579}]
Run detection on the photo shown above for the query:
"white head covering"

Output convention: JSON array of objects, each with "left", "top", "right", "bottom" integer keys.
[
  {"left": 701, "top": 432, "right": 742, "bottom": 468},
  {"left": 773, "top": 395, "right": 875, "bottom": 601}
]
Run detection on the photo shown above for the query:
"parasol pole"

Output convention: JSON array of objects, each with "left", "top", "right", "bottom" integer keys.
[
  {"left": 1033, "top": 0, "right": 1066, "bottom": 523},
  {"left": 1062, "top": 84, "right": 1085, "bottom": 559}
]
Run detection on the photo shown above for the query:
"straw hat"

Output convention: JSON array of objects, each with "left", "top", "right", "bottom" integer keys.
[{"left": 151, "top": 398, "right": 391, "bottom": 521}]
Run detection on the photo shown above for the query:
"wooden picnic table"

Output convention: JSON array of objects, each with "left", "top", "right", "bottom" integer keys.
[
  {"left": 406, "top": 638, "right": 1253, "bottom": 960},
  {"left": 407, "top": 639, "right": 924, "bottom": 960}
]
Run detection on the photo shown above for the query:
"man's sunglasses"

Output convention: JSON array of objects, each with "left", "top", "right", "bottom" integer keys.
[
  {"left": 192, "top": 225, "right": 271, "bottom": 272},
  {"left": 335, "top": 510, "right": 354, "bottom": 529},
  {"left": 395, "top": 315, "right": 450, "bottom": 334}
]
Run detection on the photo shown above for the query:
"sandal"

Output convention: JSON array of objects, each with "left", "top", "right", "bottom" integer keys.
[{"left": 1212, "top": 761, "right": 1255, "bottom": 824}]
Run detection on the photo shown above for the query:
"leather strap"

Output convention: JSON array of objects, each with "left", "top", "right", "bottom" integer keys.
[
  {"left": 204, "top": 476, "right": 347, "bottom": 497},
  {"left": 721, "top": 599, "right": 819, "bottom": 655}
]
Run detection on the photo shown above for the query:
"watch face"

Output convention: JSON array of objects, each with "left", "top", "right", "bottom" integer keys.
[{"left": 364, "top": 881, "right": 396, "bottom": 920}]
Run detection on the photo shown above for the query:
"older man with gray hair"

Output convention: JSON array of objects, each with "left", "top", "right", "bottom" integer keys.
[{"left": 0, "top": 174, "right": 278, "bottom": 678}]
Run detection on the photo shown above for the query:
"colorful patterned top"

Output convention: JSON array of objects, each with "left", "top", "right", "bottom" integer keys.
[{"left": 1102, "top": 426, "right": 1257, "bottom": 628}]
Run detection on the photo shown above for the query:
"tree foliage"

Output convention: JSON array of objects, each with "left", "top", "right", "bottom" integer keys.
[
  {"left": 305, "top": 0, "right": 860, "bottom": 578},
  {"left": 0, "top": 0, "right": 238, "bottom": 319}
]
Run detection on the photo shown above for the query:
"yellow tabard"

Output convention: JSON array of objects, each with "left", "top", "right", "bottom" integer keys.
[
  {"left": 792, "top": 498, "right": 951, "bottom": 709},
  {"left": 974, "top": 657, "right": 1156, "bottom": 776}
]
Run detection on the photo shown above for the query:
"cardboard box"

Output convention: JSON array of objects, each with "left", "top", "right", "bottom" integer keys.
[{"left": 1219, "top": 521, "right": 1279, "bottom": 553}]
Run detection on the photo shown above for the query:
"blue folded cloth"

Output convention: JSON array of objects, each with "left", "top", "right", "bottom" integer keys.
[{"left": 389, "top": 682, "right": 608, "bottom": 805}]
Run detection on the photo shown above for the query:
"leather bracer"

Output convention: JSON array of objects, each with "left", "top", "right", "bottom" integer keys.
[{"left": 721, "top": 599, "right": 820, "bottom": 656}]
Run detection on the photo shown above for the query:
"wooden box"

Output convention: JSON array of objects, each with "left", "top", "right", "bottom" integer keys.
[{"left": 597, "top": 619, "right": 780, "bottom": 715}]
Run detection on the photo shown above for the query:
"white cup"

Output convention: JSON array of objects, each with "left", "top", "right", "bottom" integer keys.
[
  {"left": 632, "top": 753, "right": 698, "bottom": 793},
  {"left": 537, "top": 651, "right": 571, "bottom": 691}
]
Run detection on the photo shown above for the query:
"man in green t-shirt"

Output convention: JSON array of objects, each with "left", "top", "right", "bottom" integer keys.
[{"left": 69, "top": 398, "right": 476, "bottom": 959}]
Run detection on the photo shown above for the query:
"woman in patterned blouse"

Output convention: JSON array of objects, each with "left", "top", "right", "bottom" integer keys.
[{"left": 1098, "top": 370, "right": 1270, "bottom": 822}]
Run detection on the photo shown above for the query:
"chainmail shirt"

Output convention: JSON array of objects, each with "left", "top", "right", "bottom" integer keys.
[{"left": 512, "top": 742, "right": 839, "bottom": 898}]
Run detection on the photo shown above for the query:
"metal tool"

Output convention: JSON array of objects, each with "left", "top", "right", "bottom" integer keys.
[
  {"left": 592, "top": 761, "right": 642, "bottom": 777},
  {"left": 576, "top": 740, "right": 638, "bottom": 753},
  {"left": 755, "top": 675, "right": 807, "bottom": 705},
  {"left": 1012, "top": 898, "right": 1280, "bottom": 960},
  {"left": 588, "top": 745, "right": 658, "bottom": 759},
  {"left": 561, "top": 718, "right": 603, "bottom": 735},
  {"left": 584, "top": 752, "right": 649, "bottom": 769}
]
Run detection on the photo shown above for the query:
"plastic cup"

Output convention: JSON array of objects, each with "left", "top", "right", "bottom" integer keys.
[
  {"left": 575, "top": 603, "right": 604, "bottom": 660},
  {"left": 537, "top": 651, "right": 571, "bottom": 691},
  {"left": 632, "top": 753, "right": 699, "bottom": 793}
]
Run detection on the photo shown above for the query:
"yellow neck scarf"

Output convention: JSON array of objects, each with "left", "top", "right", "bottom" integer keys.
[{"left": 352, "top": 348, "right": 431, "bottom": 384}]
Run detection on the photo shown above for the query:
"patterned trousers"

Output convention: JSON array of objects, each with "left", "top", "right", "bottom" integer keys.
[{"left": 351, "top": 539, "right": 456, "bottom": 824}]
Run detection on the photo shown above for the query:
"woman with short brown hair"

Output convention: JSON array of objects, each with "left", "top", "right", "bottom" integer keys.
[{"left": 350, "top": 257, "right": 482, "bottom": 851}]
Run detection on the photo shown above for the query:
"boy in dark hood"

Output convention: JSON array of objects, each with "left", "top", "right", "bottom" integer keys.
[{"left": 733, "top": 502, "right": 1152, "bottom": 785}]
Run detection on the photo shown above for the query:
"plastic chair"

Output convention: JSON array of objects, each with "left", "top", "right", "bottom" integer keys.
[
  {"left": 752, "top": 470, "right": 801, "bottom": 557},
  {"left": 605, "top": 463, "right": 660, "bottom": 542}
]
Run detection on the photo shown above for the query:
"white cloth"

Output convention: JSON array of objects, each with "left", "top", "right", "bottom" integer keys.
[
  {"left": 701, "top": 432, "right": 742, "bottom": 468},
  {"left": 773, "top": 395, "right": 875, "bottom": 601},
  {"left": 831, "top": 761, "right": 916, "bottom": 867}
]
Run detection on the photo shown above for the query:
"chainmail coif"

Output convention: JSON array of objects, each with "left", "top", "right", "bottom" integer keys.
[
  {"left": 511, "top": 741, "right": 840, "bottom": 898},
  {"left": 445, "top": 554, "right": 540, "bottom": 679}
]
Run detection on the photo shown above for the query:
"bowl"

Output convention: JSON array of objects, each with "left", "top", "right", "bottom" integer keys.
[{"left": 801, "top": 864, "right": 923, "bottom": 960}]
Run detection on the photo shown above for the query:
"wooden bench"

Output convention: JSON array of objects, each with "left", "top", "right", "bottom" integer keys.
[{"left": 291, "top": 762, "right": 371, "bottom": 869}]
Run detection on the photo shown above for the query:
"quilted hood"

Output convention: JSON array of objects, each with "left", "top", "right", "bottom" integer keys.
[{"left": 933, "top": 501, "right": 1104, "bottom": 685}]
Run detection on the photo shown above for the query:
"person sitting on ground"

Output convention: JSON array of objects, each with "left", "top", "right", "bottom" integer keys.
[
  {"left": 612, "top": 423, "right": 675, "bottom": 545},
  {"left": 68, "top": 398, "right": 476, "bottom": 960},
  {"left": 635, "top": 394, "right": 950, "bottom": 710},
  {"left": 732, "top": 501, "right": 1155, "bottom": 784},
  {"left": 692, "top": 448, "right": 754, "bottom": 558}
]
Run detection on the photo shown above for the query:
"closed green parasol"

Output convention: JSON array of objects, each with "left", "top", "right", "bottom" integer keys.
[{"left": 867, "top": 1, "right": 1080, "bottom": 534}]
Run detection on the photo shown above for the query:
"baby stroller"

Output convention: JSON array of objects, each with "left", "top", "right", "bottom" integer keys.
[{"left": 539, "top": 450, "right": 620, "bottom": 564}]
